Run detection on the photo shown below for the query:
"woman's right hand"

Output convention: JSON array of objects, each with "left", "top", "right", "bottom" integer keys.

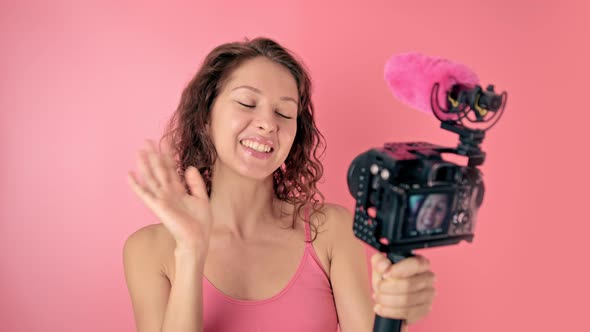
[{"left": 127, "top": 139, "right": 213, "bottom": 257}]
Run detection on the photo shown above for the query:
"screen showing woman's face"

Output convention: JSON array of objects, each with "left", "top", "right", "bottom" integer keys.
[{"left": 415, "top": 194, "right": 449, "bottom": 232}]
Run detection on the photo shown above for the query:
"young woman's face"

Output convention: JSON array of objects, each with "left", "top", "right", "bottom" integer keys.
[
  {"left": 416, "top": 194, "right": 449, "bottom": 231},
  {"left": 208, "top": 56, "right": 299, "bottom": 180}
]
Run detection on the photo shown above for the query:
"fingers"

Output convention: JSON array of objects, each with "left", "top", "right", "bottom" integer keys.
[
  {"left": 371, "top": 252, "right": 390, "bottom": 273},
  {"left": 370, "top": 253, "right": 436, "bottom": 324},
  {"left": 137, "top": 148, "right": 160, "bottom": 193},
  {"left": 127, "top": 170, "right": 155, "bottom": 208},
  {"left": 185, "top": 165, "right": 208, "bottom": 199},
  {"left": 374, "top": 302, "right": 432, "bottom": 325},
  {"left": 156, "top": 139, "right": 183, "bottom": 189},
  {"left": 131, "top": 139, "right": 184, "bottom": 198},
  {"left": 383, "top": 255, "right": 431, "bottom": 279},
  {"left": 378, "top": 271, "right": 436, "bottom": 294},
  {"left": 374, "top": 286, "right": 435, "bottom": 308},
  {"left": 146, "top": 140, "right": 170, "bottom": 185},
  {"left": 371, "top": 252, "right": 388, "bottom": 291},
  {"left": 372, "top": 254, "right": 431, "bottom": 286},
  {"left": 146, "top": 139, "right": 185, "bottom": 193}
]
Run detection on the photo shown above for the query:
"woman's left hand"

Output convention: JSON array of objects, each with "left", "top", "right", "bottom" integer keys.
[{"left": 371, "top": 252, "right": 436, "bottom": 330}]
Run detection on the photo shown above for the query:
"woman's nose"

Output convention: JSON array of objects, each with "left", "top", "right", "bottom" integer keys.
[
  {"left": 426, "top": 208, "right": 436, "bottom": 220},
  {"left": 253, "top": 109, "right": 277, "bottom": 132}
]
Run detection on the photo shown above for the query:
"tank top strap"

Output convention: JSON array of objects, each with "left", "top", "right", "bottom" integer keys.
[{"left": 304, "top": 204, "right": 312, "bottom": 245}]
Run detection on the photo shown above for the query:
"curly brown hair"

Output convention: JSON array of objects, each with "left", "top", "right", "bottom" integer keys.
[{"left": 160, "top": 37, "right": 326, "bottom": 242}]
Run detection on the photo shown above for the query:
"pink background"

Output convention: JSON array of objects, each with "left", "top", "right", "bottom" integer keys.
[{"left": 1, "top": 0, "right": 588, "bottom": 331}]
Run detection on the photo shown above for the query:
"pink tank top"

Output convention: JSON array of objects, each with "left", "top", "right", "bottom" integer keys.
[{"left": 202, "top": 207, "right": 339, "bottom": 331}]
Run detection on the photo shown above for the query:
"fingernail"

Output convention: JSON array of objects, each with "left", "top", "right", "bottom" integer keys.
[
  {"left": 378, "top": 261, "right": 389, "bottom": 272},
  {"left": 374, "top": 304, "right": 381, "bottom": 313}
]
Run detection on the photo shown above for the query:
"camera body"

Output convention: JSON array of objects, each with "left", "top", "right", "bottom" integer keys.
[{"left": 347, "top": 140, "right": 484, "bottom": 254}]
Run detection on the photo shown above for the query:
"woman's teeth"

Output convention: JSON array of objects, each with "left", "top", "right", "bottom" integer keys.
[{"left": 240, "top": 140, "right": 272, "bottom": 153}]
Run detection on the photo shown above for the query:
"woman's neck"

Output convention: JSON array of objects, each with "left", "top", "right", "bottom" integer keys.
[{"left": 208, "top": 166, "right": 284, "bottom": 240}]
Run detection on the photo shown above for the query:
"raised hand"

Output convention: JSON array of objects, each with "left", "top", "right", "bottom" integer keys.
[{"left": 127, "top": 139, "right": 213, "bottom": 256}]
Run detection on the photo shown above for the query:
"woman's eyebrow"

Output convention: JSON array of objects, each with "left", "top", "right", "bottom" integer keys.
[{"left": 232, "top": 85, "right": 298, "bottom": 106}]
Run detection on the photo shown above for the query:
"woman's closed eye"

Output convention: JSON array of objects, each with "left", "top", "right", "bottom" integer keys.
[
  {"left": 237, "top": 101, "right": 255, "bottom": 108},
  {"left": 275, "top": 111, "right": 293, "bottom": 119},
  {"left": 237, "top": 102, "right": 293, "bottom": 119}
]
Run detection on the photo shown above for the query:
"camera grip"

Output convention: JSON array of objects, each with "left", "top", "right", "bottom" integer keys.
[
  {"left": 374, "top": 315, "right": 404, "bottom": 332},
  {"left": 373, "top": 251, "right": 414, "bottom": 332}
]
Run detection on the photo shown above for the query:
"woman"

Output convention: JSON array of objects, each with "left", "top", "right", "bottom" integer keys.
[
  {"left": 415, "top": 194, "right": 450, "bottom": 232},
  {"left": 124, "top": 37, "right": 436, "bottom": 332}
]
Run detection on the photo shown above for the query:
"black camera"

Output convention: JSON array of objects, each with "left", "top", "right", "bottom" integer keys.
[
  {"left": 347, "top": 83, "right": 506, "bottom": 258},
  {"left": 347, "top": 139, "right": 484, "bottom": 254}
]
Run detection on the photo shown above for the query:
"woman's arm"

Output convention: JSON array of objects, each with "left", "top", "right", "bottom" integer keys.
[
  {"left": 326, "top": 204, "right": 435, "bottom": 332},
  {"left": 321, "top": 204, "right": 375, "bottom": 331},
  {"left": 123, "top": 224, "right": 207, "bottom": 332}
]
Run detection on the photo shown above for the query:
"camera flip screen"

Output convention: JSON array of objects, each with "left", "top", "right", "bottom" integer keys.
[{"left": 403, "top": 192, "right": 452, "bottom": 239}]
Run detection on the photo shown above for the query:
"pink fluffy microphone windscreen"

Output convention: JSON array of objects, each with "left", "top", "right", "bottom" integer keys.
[{"left": 384, "top": 52, "right": 480, "bottom": 115}]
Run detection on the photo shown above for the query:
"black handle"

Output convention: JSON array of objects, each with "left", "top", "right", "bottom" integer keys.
[
  {"left": 372, "top": 251, "right": 414, "bottom": 332},
  {"left": 373, "top": 315, "right": 404, "bottom": 332}
]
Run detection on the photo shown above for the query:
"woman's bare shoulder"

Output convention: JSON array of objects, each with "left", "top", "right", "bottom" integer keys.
[
  {"left": 311, "top": 203, "right": 355, "bottom": 257},
  {"left": 313, "top": 203, "right": 354, "bottom": 227},
  {"left": 123, "top": 223, "right": 176, "bottom": 274},
  {"left": 125, "top": 223, "right": 175, "bottom": 249}
]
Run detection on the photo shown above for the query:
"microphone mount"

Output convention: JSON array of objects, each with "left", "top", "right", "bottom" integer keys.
[
  {"left": 430, "top": 82, "right": 507, "bottom": 167},
  {"left": 441, "top": 121, "right": 486, "bottom": 167}
]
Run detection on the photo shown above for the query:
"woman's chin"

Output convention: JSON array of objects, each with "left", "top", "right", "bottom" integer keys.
[{"left": 234, "top": 166, "right": 277, "bottom": 181}]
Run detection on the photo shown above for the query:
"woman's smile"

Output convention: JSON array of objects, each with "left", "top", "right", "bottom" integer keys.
[{"left": 239, "top": 139, "right": 274, "bottom": 160}]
